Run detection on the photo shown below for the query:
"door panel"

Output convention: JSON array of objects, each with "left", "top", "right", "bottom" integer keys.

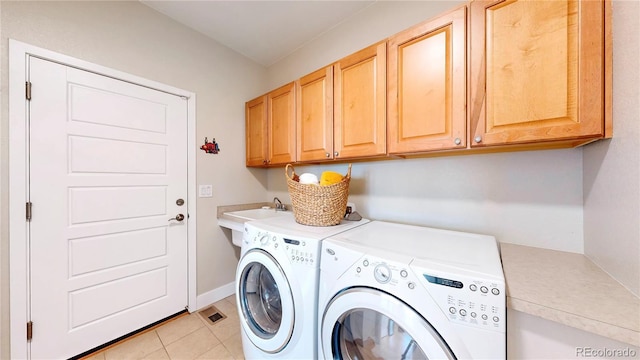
[
  {"left": 487, "top": 0, "right": 575, "bottom": 128},
  {"left": 470, "top": 0, "right": 605, "bottom": 146},
  {"left": 69, "top": 227, "right": 167, "bottom": 276},
  {"left": 29, "top": 57, "right": 188, "bottom": 359},
  {"left": 245, "top": 96, "right": 268, "bottom": 166},
  {"left": 69, "top": 268, "right": 168, "bottom": 328},
  {"left": 334, "top": 42, "right": 386, "bottom": 159},
  {"left": 69, "top": 186, "right": 167, "bottom": 224},
  {"left": 268, "top": 82, "right": 296, "bottom": 165},
  {"left": 69, "top": 136, "right": 167, "bottom": 174},
  {"left": 297, "top": 67, "right": 334, "bottom": 162},
  {"left": 387, "top": 6, "right": 466, "bottom": 153},
  {"left": 69, "top": 82, "right": 168, "bottom": 133}
]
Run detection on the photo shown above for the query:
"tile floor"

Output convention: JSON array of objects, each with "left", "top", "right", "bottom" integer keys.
[{"left": 83, "top": 295, "right": 244, "bottom": 360}]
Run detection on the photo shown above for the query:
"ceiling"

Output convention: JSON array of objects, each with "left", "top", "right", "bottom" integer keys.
[{"left": 141, "top": 1, "right": 376, "bottom": 67}]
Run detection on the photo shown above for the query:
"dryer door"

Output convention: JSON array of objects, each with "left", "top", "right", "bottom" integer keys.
[
  {"left": 236, "top": 249, "right": 294, "bottom": 353},
  {"left": 321, "top": 288, "right": 456, "bottom": 360}
]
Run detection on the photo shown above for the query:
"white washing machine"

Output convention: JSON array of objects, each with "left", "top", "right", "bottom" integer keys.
[
  {"left": 318, "top": 221, "right": 506, "bottom": 359},
  {"left": 235, "top": 214, "right": 369, "bottom": 359}
]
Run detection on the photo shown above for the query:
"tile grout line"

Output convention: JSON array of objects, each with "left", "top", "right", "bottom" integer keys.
[
  {"left": 81, "top": 297, "right": 241, "bottom": 360},
  {"left": 164, "top": 304, "right": 241, "bottom": 360},
  {"left": 78, "top": 312, "right": 189, "bottom": 359}
]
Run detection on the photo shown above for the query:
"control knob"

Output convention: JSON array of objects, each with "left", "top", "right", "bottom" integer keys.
[
  {"left": 374, "top": 263, "right": 391, "bottom": 284},
  {"left": 260, "top": 233, "right": 270, "bottom": 245}
]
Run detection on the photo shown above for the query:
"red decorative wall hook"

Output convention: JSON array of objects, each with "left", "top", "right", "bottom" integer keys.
[{"left": 200, "top": 137, "right": 220, "bottom": 154}]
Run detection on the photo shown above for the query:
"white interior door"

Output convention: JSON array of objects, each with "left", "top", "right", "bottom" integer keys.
[{"left": 28, "top": 56, "right": 188, "bottom": 359}]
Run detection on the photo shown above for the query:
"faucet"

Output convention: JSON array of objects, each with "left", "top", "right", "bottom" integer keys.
[{"left": 273, "top": 197, "right": 286, "bottom": 211}]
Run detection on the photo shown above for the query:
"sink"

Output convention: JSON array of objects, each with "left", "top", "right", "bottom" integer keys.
[
  {"left": 218, "top": 208, "right": 292, "bottom": 247},
  {"left": 224, "top": 208, "right": 291, "bottom": 221}
]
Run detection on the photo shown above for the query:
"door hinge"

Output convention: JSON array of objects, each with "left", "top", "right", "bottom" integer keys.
[
  {"left": 26, "top": 81, "right": 32, "bottom": 101},
  {"left": 26, "top": 202, "right": 32, "bottom": 221},
  {"left": 26, "top": 321, "right": 33, "bottom": 341}
]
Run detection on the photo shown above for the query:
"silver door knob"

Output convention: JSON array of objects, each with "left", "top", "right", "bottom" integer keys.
[
  {"left": 474, "top": 136, "right": 482, "bottom": 143},
  {"left": 169, "top": 214, "right": 185, "bottom": 222},
  {"left": 454, "top": 138, "right": 461, "bottom": 145},
  {"left": 334, "top": 151, "right": 339, "bottom": 157},
  {"left": 325, "top": 152, "right": 330, "bottom": 157}
]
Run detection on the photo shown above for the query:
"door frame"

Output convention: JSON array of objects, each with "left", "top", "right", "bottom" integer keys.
[{"left": 9, "top": 39, "right": 198, "bottom": 360}]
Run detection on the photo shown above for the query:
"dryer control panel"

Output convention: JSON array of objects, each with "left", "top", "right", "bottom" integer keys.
[
  {"left": 344, "top": 254, "right": 505, "bottom": 333},
  {"left": 418, "top": 270, "right": 506, "bottom": 333}
]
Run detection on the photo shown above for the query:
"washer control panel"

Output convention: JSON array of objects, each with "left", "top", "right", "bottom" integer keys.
[
  {"left": 244, "top": 224, "right": 317, "bottom": 268},
  {"left": 283, "top": 237, "right": 316, "bottom": 267}
]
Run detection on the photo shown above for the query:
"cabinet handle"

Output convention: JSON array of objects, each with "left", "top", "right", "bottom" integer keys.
[
  {"left": 262, "top": 160, "right": 267, "bottom": 165},
  {"left": 474, "top": 136, "right": 482, "bottom": 143},
  {"left": 454, "top": 138, "right": 461, "bottom": 145},
  {"left": 325, "top": 153, "right": 330, "bottom": 158},
  {"left": 334, "top": 152, "right": 339, "bottom": 157}
]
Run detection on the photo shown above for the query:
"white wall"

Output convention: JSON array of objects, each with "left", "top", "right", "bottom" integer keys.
[
  {"left": 266, "top": 0, "right": 585, "bottom": 253},
  {"left": 0, "top": 2, "right": 267, "bottom": 357},
  {"left": 583, "top": 0, "right": 640, "bottom": 297},
  {"left": 268, "top": 152, "right": 584, "bottom": 252}
]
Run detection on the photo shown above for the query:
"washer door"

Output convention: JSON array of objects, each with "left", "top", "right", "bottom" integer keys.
[
  {"left": 236, "top": 249, "right": 294, "bottom": 353},
  {"left": 321, "top": 288, "right": 456, "bottom": 360}
]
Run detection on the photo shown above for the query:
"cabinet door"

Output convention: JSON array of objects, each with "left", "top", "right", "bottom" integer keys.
[
  {"left": 334, "top": 42, "right": 387, "bottom": 159},
  {"left": 297, "top": 67, "right": 334, "bottom": 162},
  {"left": 388, "top": 6, "right": 466, "bottom": 154},
  {"left": 245, "top": 95, "right": 268, "bottom": 167},
  {"left": 470, "top": 0, "right": 605, "bottom": 147},
  {"left": 268, "top": 82, "right": 296, "bottom": 165}
]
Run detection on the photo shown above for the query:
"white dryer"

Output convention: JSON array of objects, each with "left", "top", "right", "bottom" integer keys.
[
  {"left": 318, "top": 221, "right": 506, "bottom": 359},
  {"left": 236, "top": 214, "right": 369, "bottom": 359}
]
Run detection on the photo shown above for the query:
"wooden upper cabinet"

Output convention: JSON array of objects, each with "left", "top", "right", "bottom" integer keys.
[
  {"left": 334, "top": 42, "right": 387, "bottom": 159},
  {"left": 245, "top": 95, "right": 268, "bottom": 166},
  {"left": 388, "top": 6, "right": 467, "bottom": 154},
  {"left": 297, "top": 66, "right": 334, "bottom": 162},
  {"left": 245, "top": 82, "right": 296, "bottom": 167},
  {"left": 267, "top": 82, "right": 296, "bottom": 165},
  {"left": 247, "top": 0, "right": 611, "bottom": 167},
  {"left": 470, "top": 0, "right": 606, "bottom": 147}
]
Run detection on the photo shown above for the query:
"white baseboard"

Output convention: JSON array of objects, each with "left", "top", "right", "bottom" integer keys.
[{"left": 194, "top": 281, "right": 236, "bottom": 312}]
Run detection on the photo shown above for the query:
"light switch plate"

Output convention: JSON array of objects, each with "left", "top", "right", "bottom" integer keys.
[{"left": 199, "top": 185, "right": 213, "bottom": 198}]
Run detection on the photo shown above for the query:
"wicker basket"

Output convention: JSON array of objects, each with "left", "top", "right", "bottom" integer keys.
[{"left": 285, "top": 163, "right": 351, "bottom": 226}]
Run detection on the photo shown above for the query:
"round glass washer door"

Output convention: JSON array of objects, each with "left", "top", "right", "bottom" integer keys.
[
  {"left": 236, "top": 249, "right": 294, "bottom": 353},
  {"left": 321, "top": 288, "right": 456, "bottom": 360}
]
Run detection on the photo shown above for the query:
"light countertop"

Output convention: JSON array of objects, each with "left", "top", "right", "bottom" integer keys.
[{"left": 500, "top": 243, "right": 640, "bottom": 346}]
